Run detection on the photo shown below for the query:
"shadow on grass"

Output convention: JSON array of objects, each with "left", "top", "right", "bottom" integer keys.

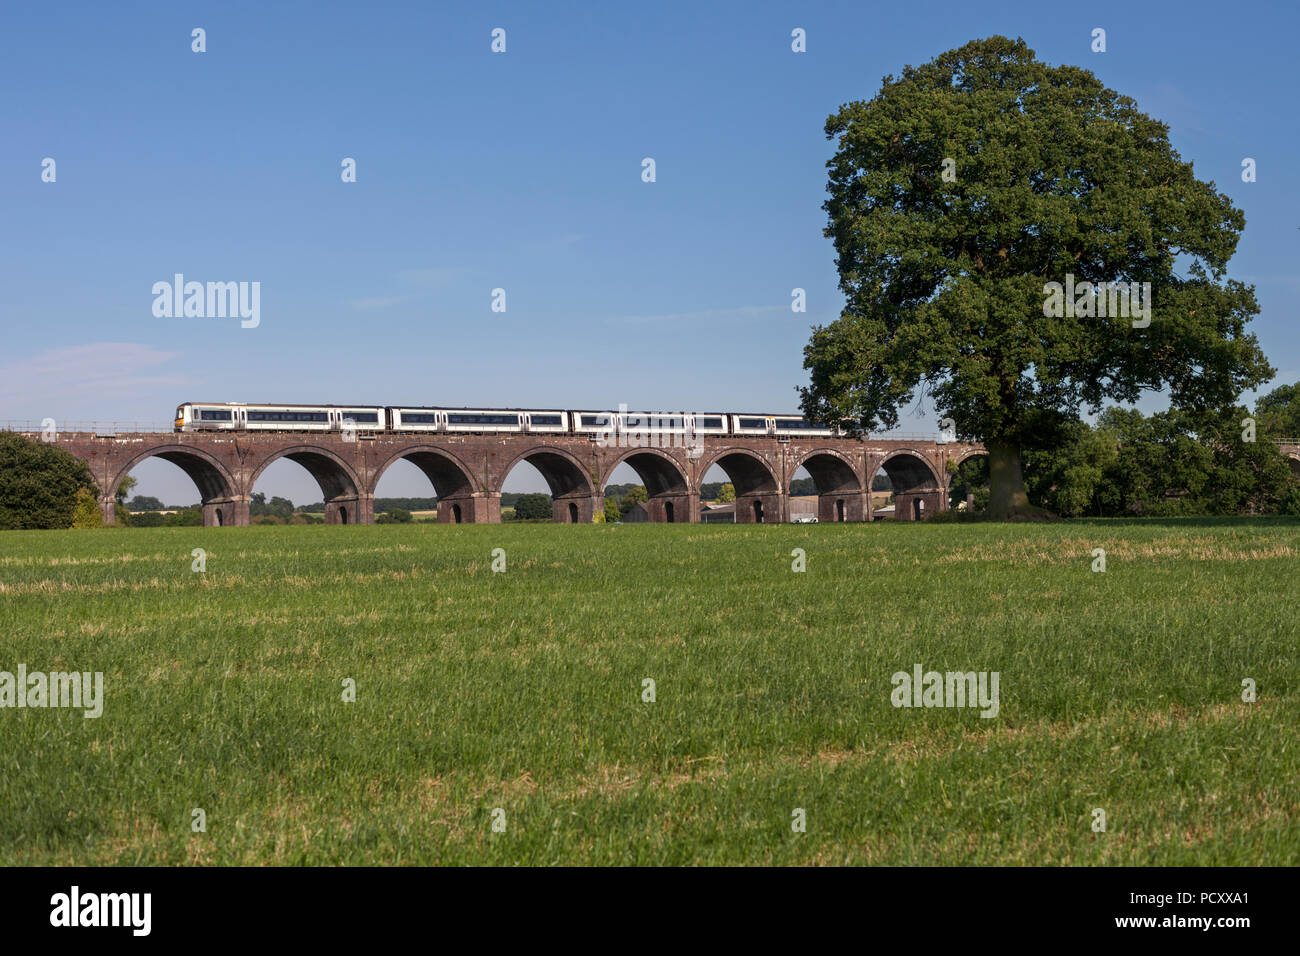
[{"left": 932, "top": 514, "right": 1300, "bottom": 528}]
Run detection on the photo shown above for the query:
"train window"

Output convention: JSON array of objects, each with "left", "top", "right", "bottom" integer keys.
[
  {"left": 401, "top": 413, "right": 438, "bottom": 424},
  {"left": 447, "top": 414, "right": 519, "bottom": 426},
  {"left": 699, "top": 417, "right": 724, "bottom": 429},
  {"left": 634, "top": 415, "right": 684, "bottom": 429},
  {"left": 198, "top": 409, "right": 233, "bottom": 421},
  {"left": 530, "top": 415, "right": 562, "bottom": 426},
  {"left": 579, "top": 415, "right": 611, "bottom": 427},
  {"left": 775, "top": 418, "right": 817, "bottom": 429},
  {"left": 342, "top": 412, "right": 379, "bottom": 423},
  {"left": 298, "top": 412, "right": 327, "bottom": 422},
  {"left": 737, "top": 417, "right": 767, "bottom": 429}
]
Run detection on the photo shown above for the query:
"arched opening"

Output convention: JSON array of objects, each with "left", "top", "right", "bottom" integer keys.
[
  {"left": 372, "top": 447, "right": 478, "bottom": 524},
  {"left": 948, "top": 453, "right": 989, "bottom": 513},
  {"left": 250, "top": 448, "right": 363, "bottom": 526},
  {"left": 500, "top": 448, "right": 594, "bottom": 523},
  {"left": 603, "top": 450, "right": 690, "bottom": 523},
  {"left": 874, "top": 451, "right": 942, "bottom": 521},
  {"left": 792, "top": 451, "right": 862, "bottom": 522},
  {"left": 701, "top": 450, "right": 779, "bottom": 524},
  {"left": 109, "top": 446, "right": 239, "bottom": 528},
  {"left": 1288, "top": 457, "right": 1300, "bottom": 480}
]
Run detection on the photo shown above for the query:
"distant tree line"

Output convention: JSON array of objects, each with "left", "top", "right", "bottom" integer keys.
[{"left": 1023, "top": 406, "right": 1300, "bottom": 518}]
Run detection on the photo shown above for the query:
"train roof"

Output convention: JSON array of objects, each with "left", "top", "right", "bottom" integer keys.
[{"left": 182, "top": 401, "right": 385, "bottom": 407}]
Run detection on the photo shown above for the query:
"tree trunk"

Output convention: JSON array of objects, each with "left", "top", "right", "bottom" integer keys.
[{"left": 985, "top": 438, "right": 1052, "bottom": 521}]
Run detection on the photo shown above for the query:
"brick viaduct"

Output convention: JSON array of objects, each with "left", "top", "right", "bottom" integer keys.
[{"left": 38, "top": 430, "right": 993, "bottom": 527}]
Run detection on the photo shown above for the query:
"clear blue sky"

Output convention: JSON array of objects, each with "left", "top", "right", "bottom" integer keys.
[{"left": 2, "top": 1, "right": 1297, "bottom": 503}]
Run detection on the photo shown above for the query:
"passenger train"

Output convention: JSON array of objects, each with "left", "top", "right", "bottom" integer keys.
[{"left": 173, "top": 403, "right": 840, "bottom": 438}]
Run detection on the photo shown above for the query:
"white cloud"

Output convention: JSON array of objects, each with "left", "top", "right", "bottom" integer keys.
[{"left": 0, "top": 343, "right": 190, "bottom": 408}]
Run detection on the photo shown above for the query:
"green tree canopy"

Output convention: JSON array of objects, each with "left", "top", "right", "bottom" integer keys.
[
  {"left": 1023, "top": 406, "right": 1292, "bottom": 517},
  {"left": 114, "top": 474, "right": 137, "bottom": 504},
  {"left": 513, "top": 493, "right": 553, "bottom": 520},
  {"left": 619, "top": 486, "right": 648, "bottom": 515},
  {"left": 1255, "top": 382, "right": 1300, "bottom": 441},
  {"left": 0, "top": 432, "right": 99, "bottom": 530},
  {"left": 801, "top": 36, "right": 1271, "bottom": 518}
]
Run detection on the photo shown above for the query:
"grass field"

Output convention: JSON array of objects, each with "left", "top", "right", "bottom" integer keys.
[{"left": 1, "top": 519, "right": 1296, "bottom": 865}]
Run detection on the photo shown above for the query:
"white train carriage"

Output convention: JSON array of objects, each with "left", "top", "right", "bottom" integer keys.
[
  {"left": 176, "top": 403, "right": 239, "bottom": 431},
  {"left": 615, "top": 410, "right": 693, "bottom": 440},
  {"left": 441, "top": 409, "right": 524, "bottom": 433},
  {"left": 692, "top": 413, "right": 730, "bottom": 436},
  {"left": 730, "top": 414, "right": 775, "bottom": 436},
  {"left": 727, "top": 414, "right": 835, "bottom": 437},
  {"left": 388, "top": 407, "right": 443, "bottom": 432},
  {"left": 174, "top": 403, "right": 383, "bottom": 433},
  {"left": 570, "top": 410, "right": 617, "bottom": 437},
  {"left": 521, "top": 410, "right": 569, "bottom": 434},
  {"left": 772, "top": 415, "right": 835, "bottom": 438}
]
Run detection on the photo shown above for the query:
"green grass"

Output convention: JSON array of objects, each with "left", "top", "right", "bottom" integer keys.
[{"left": 0, "top": 518, "right": 1296, "bottom": 865}]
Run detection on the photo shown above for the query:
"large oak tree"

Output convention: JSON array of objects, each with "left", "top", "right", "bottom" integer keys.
[{"left": 801, "top": 36, "right": 1271, "bottom": 519}]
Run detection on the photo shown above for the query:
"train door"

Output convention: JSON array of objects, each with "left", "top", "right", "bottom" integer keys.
[{"left": 236, "top": 407, "right": 247, "bottom": 431}]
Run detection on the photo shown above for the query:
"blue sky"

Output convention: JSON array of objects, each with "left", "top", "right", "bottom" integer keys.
[{"left": 2, "top": 0, "right": 1297, "bottom": 503}]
